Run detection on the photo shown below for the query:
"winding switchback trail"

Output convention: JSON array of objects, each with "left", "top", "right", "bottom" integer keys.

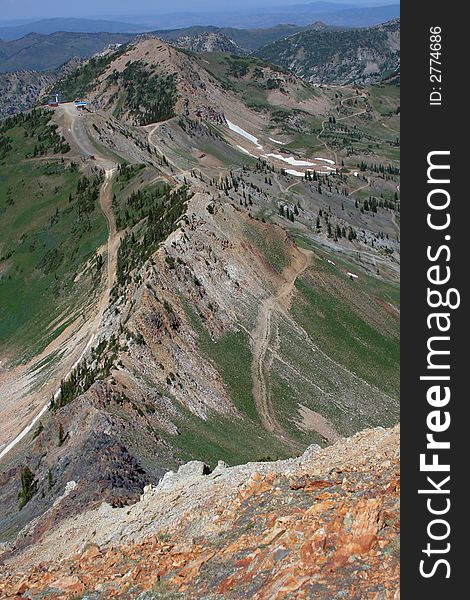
[
  {"left": 318, "top": 93, "right": 368, "bottom": 165},
  {"left": 250, "top": 248, "right": 312, "bottom": 447},
  {"left": 349, "top": 179, "right": 370, "bottom": 197}
]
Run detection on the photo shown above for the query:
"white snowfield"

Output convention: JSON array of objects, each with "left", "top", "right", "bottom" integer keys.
[
  {"left": 226, "top": 119, "right": 263, "bottom": 149},
  {"left": 266, "top": 154, "right": 316, "bottom": 168},
  {"left": 284, "top": 168, "right": 333, "bottom": 177},
  {"left": 314, "top": 157, "right": 335, "bottom": 165},
  {"left": 347, "top": 272, "right": 359, "bottom": 279},
  {"left": 224, "top": 121, "right": 336, "bottom": 173},
  {"left": 285, "top": 169, "right": 306, "bottom": 177},
  {"left": 237, "top": 145, "right": 257, "bottom": 158}
]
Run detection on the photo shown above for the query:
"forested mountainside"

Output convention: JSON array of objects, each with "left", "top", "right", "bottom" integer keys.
[{"left": 255, "top": 19, "right": 400, "bottom": 84}]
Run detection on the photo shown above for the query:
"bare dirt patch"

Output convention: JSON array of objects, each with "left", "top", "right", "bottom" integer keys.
[
  {"left": 250, "top": 246, "right": 313, "bottom": 445},
  {"left": 294, "top": 403, "right": 341, "bottom": 443}
]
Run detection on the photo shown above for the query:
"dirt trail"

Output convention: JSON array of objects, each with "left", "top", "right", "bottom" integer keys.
[
  {"left": 0, "top": 106, "right": 119, "bottom": 461},
  {"left": 318, "top": 93, "right": 368, "bottom": 165},
  {"left": 250, "top": 247, "right": 312, "bottom": 445},
  {"left": 382, "top": 121, "right": 399, "bottom": 135},
  {"left": 273, "top": 173, "right": 301, "bottom": 195},
  {"left": 99, "top": 169, "right": 120, "bottom": 297},
  {"left": 68, "top": 165, "right": 119, "bottom": 360},
  {"left": 349, "top": 179, "right": 370, "bottom": 196}
]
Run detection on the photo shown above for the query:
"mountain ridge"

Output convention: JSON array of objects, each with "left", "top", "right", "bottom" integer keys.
[
  {"left": 0, "top": 37, "right": 400, "bottom": 597},
  {"left": 0, "top": 31, "right": 135, "bottom": 73},
  {"left": 255, "top": 18, "right": 400, "bottom": 84},
  {"left": 0, "top": 18, "right": 152, "bottom": 42},
  {"left": 0, "top": 4, "right": 400, "bottom": 37}
]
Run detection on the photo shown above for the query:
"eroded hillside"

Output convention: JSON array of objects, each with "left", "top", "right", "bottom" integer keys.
[{"left": 0, "top": 38, "right": 400, "bottom": 583}]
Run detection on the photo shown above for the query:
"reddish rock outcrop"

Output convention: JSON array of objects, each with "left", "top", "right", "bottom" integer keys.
[{"left": 0, "top": 426, "right": 400, "bottom": 599}]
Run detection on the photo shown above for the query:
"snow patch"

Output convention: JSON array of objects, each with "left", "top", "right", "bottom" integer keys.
[
  {"left": 269, "top": 137, "right": 284, "bottom": 144},
  {"left": 285, "top": 169, "right": 305, "bottom": 177},
  {"left": 314, "top": 157, "right": 335, "bottom": 165},
  {"left": 237, "top": 145, "right": 257, "bottom": 158},
  {"left": 347, "top": 272, "right": 359, "bottom": 279},
  {"left": 226, "top": 119, "right": 263, "bottom": 149},
  {"left": 266, "top": 154, "right": 316, "bottom": 168}
]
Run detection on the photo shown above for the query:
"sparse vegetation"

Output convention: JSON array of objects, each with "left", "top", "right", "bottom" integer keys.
[
  {"left": 108, "top": 61, "right": 178, "bottom": 125},
  {"left": 18, "top": 466, "right": 37, "bottom": 510},
  {"left": 255, "top": 20, "right": 400, "bottom": 85},
  {"left": 112, "top": 186, "right": 189, "bottom": 300},
  {"left": 52, "top": 335, "right": 120, "bottom": 410},
  {"left": 51, "top": 45, "right": 128, "bottom": 101},
  {"left": 0, "top": 112, "right": 106, "bottom": 360}
]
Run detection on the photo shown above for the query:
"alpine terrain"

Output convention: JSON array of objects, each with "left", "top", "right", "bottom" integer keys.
[{"left": 0, "top": 23, "right": 400, "bottom": 598}]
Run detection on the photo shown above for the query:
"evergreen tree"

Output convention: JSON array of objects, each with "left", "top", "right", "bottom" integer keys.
[{"left": 18, "top": 466, "right": 37, "bottom": 510}]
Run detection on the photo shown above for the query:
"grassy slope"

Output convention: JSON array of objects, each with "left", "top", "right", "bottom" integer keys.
[
  {"left": 293, "top": 269, "right": 399, "bottom": 395},
  {"left": 175, "top": 301, "right": 292, "bottom": 466},
  {"left": 0, "top": 117, "right": 107, "bottom": 361},
  {"left": 198, "top": 53, "right": 318, "bottom": 112},
  {"left": 176, "top": 211, "right": 398, "bottom": 459},
  {"left": 243, "top": 223, "right": 291, "bottom": 275},
  {"left": 267, "top": 249, "right": 399, "bottom": 441}
]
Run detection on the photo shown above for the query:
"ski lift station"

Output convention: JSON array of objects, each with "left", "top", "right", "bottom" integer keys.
[{"left": 48, "top": 93, "right": 60, "bottom": 107}]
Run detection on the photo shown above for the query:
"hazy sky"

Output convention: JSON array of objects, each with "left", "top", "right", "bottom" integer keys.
[{"left": 0, "top": 0, "right": 385, "bottom": 22}]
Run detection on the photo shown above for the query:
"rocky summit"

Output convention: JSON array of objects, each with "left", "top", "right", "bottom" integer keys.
[{"left": 0, "top": 426, "right": 400, "bottom": 598}]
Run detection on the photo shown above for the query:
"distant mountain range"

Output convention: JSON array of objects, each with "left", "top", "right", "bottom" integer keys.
[
  {"left": 115, "top": 3, "right": 400, "bottom": 29},
  {"left": 0, "top": 32, "right": 135, "bottom": 73},
  {"left": 0, "top": 16, "right": 399, "bottom": 75},
  {"left": 0, "top": 3, "right": 399, "bottom": 40},
  {"left": 154, "top": 22, "right": 343, "bottom": 52},
  {"left": 0, "top": 24, "right": 339, "bottom": 73},
  {"left": 0, "top": 11, "right": 400, "bottom": 121},
  {"left": 0, "top": 18, "right": 151, "bottom": 41}
]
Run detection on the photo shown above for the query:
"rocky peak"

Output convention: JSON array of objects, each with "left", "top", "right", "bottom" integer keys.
[
  {"left": 171, "top": 31, "right": 242, "bottom": 54},
  {"left": 0, "top": 426, "right": 400, "bottom": 598}
]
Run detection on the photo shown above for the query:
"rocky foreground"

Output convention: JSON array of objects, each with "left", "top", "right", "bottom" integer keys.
[{"left": 0, "top": 426, "right": 399, "bottom": 599}]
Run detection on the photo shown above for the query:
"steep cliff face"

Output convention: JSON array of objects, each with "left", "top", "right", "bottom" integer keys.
[{"left": 0, "top": 426, "right": 400, "bottom": 598}]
